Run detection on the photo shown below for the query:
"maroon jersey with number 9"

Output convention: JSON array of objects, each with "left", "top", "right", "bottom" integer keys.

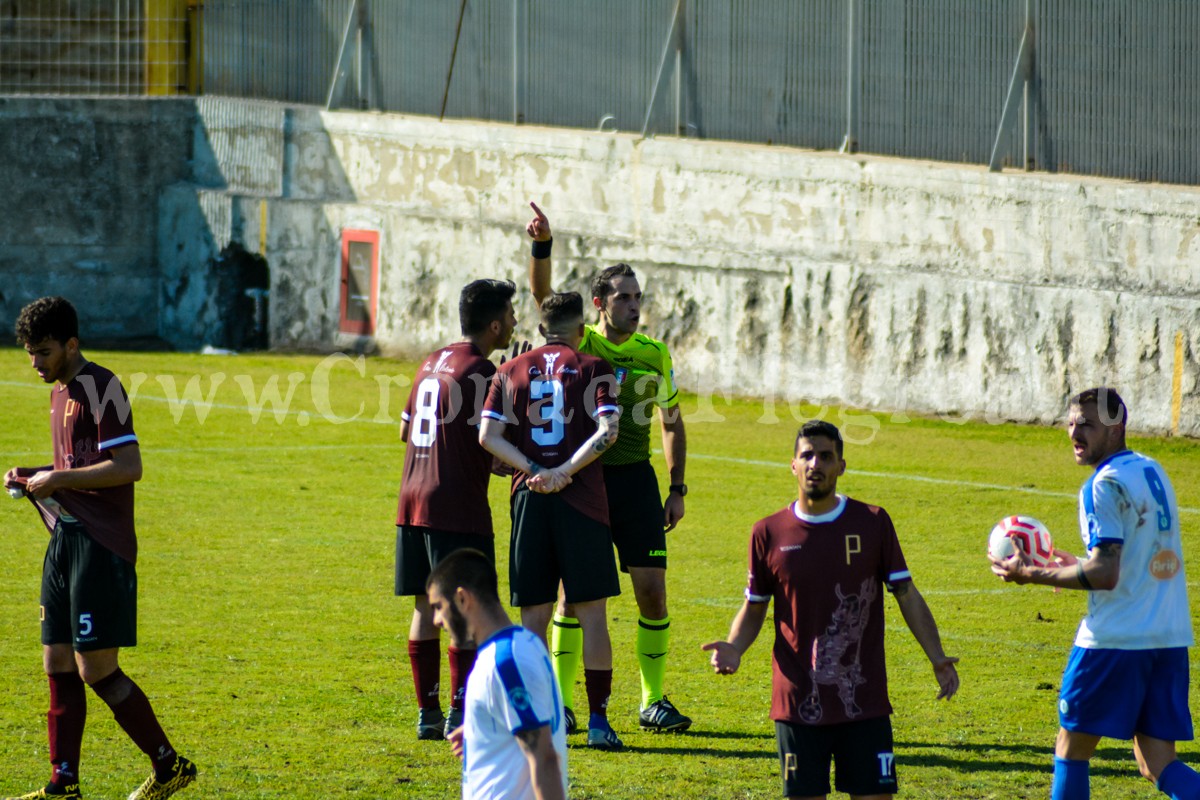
[{"left": 482, "top": 344, "right": 618, "bottom": 525}]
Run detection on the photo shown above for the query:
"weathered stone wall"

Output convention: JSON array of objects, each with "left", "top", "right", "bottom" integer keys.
[
  {"left": 0, "top": 97, "right": 193, "bottom": 342},
  {"left": 2, "top": 96, "right": 1195, "bottom": 433},
  {"left": 173, "top": 105, "right": 1195, "bottom": 433}
]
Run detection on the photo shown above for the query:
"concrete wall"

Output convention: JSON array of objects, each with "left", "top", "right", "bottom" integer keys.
[
  {"left": 162, "top": 101, "right": 1199, "bottom": 433},
  {"left": 0, "top": 97, "right": 194, "bottom": 342},
  {"left": 2, "top": 96, "right": 1196, "bottom": 433}
]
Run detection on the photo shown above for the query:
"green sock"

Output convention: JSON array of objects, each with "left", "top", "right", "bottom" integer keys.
[
  {"left": 637, "top": 615, "right": 670, "bottom": 708},
  {"left": 550, "top": 615, "right": 582, "bottom": 709}
]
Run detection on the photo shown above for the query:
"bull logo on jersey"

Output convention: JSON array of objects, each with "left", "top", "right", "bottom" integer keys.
[
  {"left": 65, "top": 438, "right": 101, "bottom": 469},
  {"left": 799, "top": 577, "right": 876, "bottom": 724},
  {"left": 542, "top": 352, "right": 560, "bottom": 376}
]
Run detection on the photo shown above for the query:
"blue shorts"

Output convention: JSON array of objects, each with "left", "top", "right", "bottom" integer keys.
[{"left": 1059, "top": 646, "right": 1194, "bottom": 741}]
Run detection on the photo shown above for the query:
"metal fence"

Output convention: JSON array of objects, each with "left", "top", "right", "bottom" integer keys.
[
  {"left": 0, "top": 0, "right": 196, "bottom": 95},
  {"left": 2, "top": 1, "right": 1196, "bottom": 185}
]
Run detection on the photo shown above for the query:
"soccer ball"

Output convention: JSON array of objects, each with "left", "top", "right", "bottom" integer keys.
[{"left": 988, "top": 516, "right": 1055, "bottom": 567}]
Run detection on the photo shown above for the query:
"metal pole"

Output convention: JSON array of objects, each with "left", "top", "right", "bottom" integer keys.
[
  {"left": 440, "top": 0, "right": 470, "bottom": 122},
  {"left": 513, "top": 0, "right": 527, "bottom": 124},
  {"left": 840, "top": 0, "right": 858, "bottom": 154},
  {"left": 641, "top": 0, "right": 683, "bottom": 137},
  {"left": 673, "top": 0, "right": 685, "bottom": 135},
  {"left": 326, "top": 0, "right": 359, "bottom": 109},
  {"left": 1022, "top": 0, "right": 1034, "bottom": 170}
]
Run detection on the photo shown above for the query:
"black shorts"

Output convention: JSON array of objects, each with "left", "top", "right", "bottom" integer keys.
[
  {"left": 603, "top": 460, "right": 667, "bottom": 571},
  {"left": 509, "top": 489, "right": 620, "bottom": 607},
  {"left": 775, "top": 716, "right": 897, "bottom": 797},
  {"left": 394, "top": 525, "right": 495, "bottom": 596},
  {"left": 41, "top": 517, "right": 137, "bottom": 651}
]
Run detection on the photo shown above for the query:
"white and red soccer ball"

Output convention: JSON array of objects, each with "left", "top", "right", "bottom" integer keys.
[{"left": 988, "top": 516, "right": 1055, "bottom": 567}]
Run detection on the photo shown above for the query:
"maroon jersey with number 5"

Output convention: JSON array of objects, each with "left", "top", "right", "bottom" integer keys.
[
  {"left": 745, "top": 496, "right": 912, "bottom": 726},
  {"left": 397, "top": 342, "right": 496, "bottom": 536},
  {"left": 48, "top": 362, "right": 139, "bottom": 563},
  {"left": 481, "top": 344, "right": 618, "bottom": 525}
]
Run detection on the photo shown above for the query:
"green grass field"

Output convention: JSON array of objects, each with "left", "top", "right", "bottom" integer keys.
[{"left": 1, "top": 350, "right": 1198, "bottom": 799}]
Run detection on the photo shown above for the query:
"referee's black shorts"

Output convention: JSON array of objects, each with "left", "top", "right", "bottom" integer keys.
[{"left": 603, "top": 459, "right": 667, "bottom": 571}]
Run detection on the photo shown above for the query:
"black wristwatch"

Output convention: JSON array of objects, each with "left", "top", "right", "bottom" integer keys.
[{"left": 669, "top": 483, "right": 688, "bottom": 497}]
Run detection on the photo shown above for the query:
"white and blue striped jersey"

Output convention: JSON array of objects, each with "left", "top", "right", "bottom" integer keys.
[
  {"left": 462, "top": 625, "right": 567, "bottom": 800},
  {"left": 1074, "top": 450, "right": 1193, "bottom": 650}
]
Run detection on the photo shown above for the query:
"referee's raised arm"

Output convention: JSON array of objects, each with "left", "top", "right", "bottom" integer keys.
[{"left": 526, "top": 201, "right": 553, "bottom": 307}]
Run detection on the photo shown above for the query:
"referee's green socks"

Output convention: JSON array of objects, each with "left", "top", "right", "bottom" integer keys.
[
  {"left": 550, "top": 615, "right": 582, "bottom": 709},
  {"left": 637, "top": 615, "right": 671, "bottom": 709}
]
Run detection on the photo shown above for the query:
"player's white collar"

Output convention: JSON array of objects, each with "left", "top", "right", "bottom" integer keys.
[{"left": 792, "top": 495, "right": 847, "bottom": 524}]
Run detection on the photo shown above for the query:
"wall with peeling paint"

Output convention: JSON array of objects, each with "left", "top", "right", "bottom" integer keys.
[
  {"left": 169, "top": 102, "right": 1197, "bottom": 433},
  {"left": 14, "top": 96, "right": 1180, "bottom": 435}
]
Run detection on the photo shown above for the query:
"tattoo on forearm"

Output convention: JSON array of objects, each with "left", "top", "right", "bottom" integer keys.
[{"left": 1076, "top": 561, "right": 1094, "bottom": 591}]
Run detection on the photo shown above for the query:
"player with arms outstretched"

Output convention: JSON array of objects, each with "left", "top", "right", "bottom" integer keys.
[
  {"left": 526, "top": 203, "right": 691, "bottom": 735},
  {"left": 704, "top": 420, "right": 959, "bottom": 799},
  {"left": 3, "top": 296, "right": 196, "bottom": 800},
  {"left": 991, "top": 388, "right": 1200, "bottom": 800},
  {"left": 479, "top": 291, "right": 626, "bottom": 750},
  {"left": 396, "top": 279, "right": 518, "bottom": 740}
]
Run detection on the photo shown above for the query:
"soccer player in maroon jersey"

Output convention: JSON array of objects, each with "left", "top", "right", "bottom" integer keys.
[
  {"left": 3, "top": 297, "right": 196, "bottom": 800},
  {"left": 395, "top": 278, "right": 518, "bottom": 741},
  {"left": 478, "top": 291, "right": 627, "bottom": 750},
  {"left": 703, "top": 420, "right": 959, "bottom": 799}
]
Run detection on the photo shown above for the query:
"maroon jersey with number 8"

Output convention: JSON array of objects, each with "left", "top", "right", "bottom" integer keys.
[
  {"left": 482, "top": 344, "right": 618, "bottom": 525},
  {"left": 397, "top": 342, "right": 496, "bottom": 536}
]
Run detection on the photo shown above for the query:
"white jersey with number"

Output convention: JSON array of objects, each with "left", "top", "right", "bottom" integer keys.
[
  {"left": 1074, "top": 450, "right": 1194, "bottom": 650},
  {"left": 462, "top": 625, "right": 567, "bottom": 800}
]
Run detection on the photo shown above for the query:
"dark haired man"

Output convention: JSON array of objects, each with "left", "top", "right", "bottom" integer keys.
[
  {"left": 396, "top": 278, "right": 518, "bottom": 740},
  {"left": 3, "top": 296, "right": 197, "bottom": 800},
  {"left": 704, "top": 420, "right": 959, "bottom": 799},
  {"left": 479, "top": 291, "right": 626, "bottom": 750},
  {"left": 991, "top": 388, "right": 1200, "bottom": 800},
  {"left": 428, "top": 549, "right": 567, "bottom": 800},
  {"left": 526, "top": 203, "right": 691, "bottom": 734}
]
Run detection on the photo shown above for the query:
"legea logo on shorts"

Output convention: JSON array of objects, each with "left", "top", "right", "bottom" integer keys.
[{"left": 649, "top": 549, "right": 667, "bottom": 557}]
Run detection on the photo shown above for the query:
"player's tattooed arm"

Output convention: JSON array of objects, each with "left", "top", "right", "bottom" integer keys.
[
  {"left": 515, "top": 724, "right": 566, "bottom": 800},
  {"left": 1078, "top": 541, "right": 1122, "bottom": 591}
]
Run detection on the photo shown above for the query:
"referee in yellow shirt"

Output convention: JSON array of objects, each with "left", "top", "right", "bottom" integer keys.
[{"left": 526, "top": 202, "right": 691, "bottom": 736}]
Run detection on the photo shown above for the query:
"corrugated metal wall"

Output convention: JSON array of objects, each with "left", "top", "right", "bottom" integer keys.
[{"left": 195, "top": 0, "right": 1199, "bottom": 185}]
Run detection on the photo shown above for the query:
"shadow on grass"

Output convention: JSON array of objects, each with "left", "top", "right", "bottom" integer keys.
[
  {"left": 568, "top": 729, "right": 777, "bottom": 759},
  {"left": 898, "top": 740, "right": 1200, "bottom": 777}
]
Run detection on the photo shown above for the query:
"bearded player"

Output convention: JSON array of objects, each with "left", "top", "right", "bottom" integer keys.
[{"left": 396, "top": 279, "right": 517, "bottom": 740}]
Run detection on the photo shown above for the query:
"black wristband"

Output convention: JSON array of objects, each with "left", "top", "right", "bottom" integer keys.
[
  {"left": 1076, "top": 562, "right": 1093, "bottom": 591},
  {"left": 531, "top": 238, "right": 553, "bottom": 259}
]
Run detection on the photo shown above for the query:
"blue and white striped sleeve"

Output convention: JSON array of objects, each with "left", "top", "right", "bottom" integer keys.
[{"left": 494, "top": 636, "right": 554, "bottom": 735}]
